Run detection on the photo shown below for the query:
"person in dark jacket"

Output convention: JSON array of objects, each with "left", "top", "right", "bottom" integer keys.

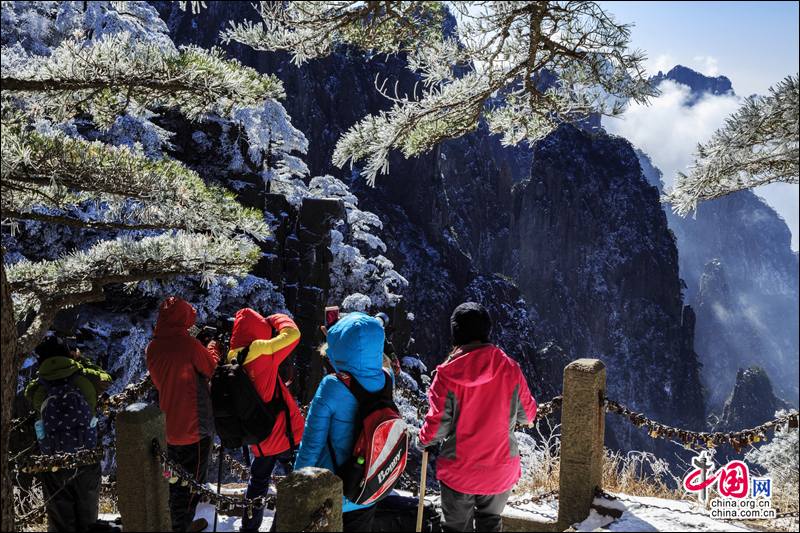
[
  {"left": 146, "top": 297, "right": 221, "bottom": 532},
  {"left": 294, "top": 312, "right": 390, "bottom": 532},
  {"left": 416, "top": 302, "right": 537, "bottom": 532},
  {"left": 226, "top": 309, "right": 305, "bottom": 532},
  {"left": 25, "top": 335, "right": 112, "bottom": 533}
]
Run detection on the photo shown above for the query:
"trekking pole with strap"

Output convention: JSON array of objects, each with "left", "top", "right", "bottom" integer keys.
[
  {"left": 214, "top": 444, "right": 223, "bottom": 532},
  {"left": 416, "top": 449, "right": 428, "bottom": 533}
]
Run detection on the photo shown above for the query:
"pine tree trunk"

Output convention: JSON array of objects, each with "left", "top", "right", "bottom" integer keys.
[{"left": 1, "top": 260, "right": 18, "bottom": 531}]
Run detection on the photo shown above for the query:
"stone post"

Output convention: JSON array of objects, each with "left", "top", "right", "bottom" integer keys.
[
  {"left": 115, "top": 403, "right": 171, "bottom": 532},
  {"left": 557, "top": 358, "right": 606, "bottom": 529},
  {"left": 275, "top": 467, "right": 342, "bottom": 532}
]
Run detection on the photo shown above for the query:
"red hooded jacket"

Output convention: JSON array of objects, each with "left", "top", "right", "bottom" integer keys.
[
  {"left": 227, "top": 309, "right": 304, "bottom": 457},
  {"left": 419, "top": 344, "right": 537, "bottom": 495},
  {"left": 146, "top": 298, "right": 220, "bottom": 446}
]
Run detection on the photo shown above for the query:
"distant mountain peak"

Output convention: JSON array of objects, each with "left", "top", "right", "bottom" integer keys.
[{"left": 653, "top": 65, "right": 735, "bottom": 105}]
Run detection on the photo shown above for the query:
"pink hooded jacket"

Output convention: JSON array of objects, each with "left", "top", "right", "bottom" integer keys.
[{"left": 419, "top": 344, "right": 537, "bottom": 495}]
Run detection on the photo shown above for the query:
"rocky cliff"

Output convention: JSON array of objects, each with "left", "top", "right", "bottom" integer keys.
[
  {"left": 637, "top": 66, "right": 799, "bottom": 412},
  {"left": 654, "top": 65, "right": 735, "bottom": 104},
  {"left": 148, "top": 1, "right": 707, "bottom": 458},
  {"left": 719, "top": 365, "right": 792, "bottom": 433}
]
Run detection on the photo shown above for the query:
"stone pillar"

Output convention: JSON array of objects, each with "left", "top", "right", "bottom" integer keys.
[
  {"left": 275, "top": 467, "right": 342, "bottom": 532},
  {"left": 115, "top": 403, "right": 171, "bottom": 532},
  {"left": 557, "top": 358, "right": 606, "bottom": 529}
]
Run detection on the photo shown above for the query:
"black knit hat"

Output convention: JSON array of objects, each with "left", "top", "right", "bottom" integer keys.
[
  {"left": 34, "top": 335, "right": 71, "bottom": 361},
  {"left": 450, "top": 302, "right": 491, "bottom": 346}
]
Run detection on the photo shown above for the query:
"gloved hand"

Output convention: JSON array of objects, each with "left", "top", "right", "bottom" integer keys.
[{"left": 414, "top": 436, "right": 436, "bottom": 454}]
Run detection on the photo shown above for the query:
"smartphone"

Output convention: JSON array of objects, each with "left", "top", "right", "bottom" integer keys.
[{"left": 325, "top": 306, "right": 340, "bottom": 328}]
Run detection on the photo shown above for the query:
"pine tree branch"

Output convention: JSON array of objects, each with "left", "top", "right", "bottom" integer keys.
[{"left": 16, "top": 282, "right": 104, "bottom": 356}]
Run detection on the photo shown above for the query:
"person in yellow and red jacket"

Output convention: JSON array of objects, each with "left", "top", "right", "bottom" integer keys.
[{"left": 227, "top": 309, "right": 304, "bottom": 532}]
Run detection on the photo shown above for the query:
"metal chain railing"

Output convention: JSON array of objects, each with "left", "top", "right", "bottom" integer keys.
[
  {"left": 97, "top": 373, "right": 155, "bottom": 412},
  {"left": 153, "top": 439, "right": 275, "bottom": 518},
  {"left": 602, "top": 395, "right": 799, "bottom": 453},
  {"left": 11, "top": 443, "right": 114, "bottom": 474},
  {"left": 505, "top": 488, "right": 559, "bottom": 511},
  {"left": 212, "top": 443, "right": 252, "bottom": 482},
  {"left": 101, "top": 481, "right": 117, "bottom": 496}
]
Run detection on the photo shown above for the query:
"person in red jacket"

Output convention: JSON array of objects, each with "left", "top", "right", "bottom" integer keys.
[
  {"left": 416, "top": 302, "right": 537, "bottom": 532},
  {"left": 227, "top": 309, "right": 304, "bottom": 532},
  {"left": 146, "top": 297, "right": 221, "bottom": 532}
]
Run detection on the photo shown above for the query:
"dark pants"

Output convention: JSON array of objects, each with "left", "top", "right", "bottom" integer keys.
[
  {"left": 241, "top": 448, "right": 294, "bottom": 532},
  {"left": 168, "top": 436, "right": 213, "bottom": 532},
  {"left": 439, "top": 481, "right": 510, "bottom": 532},
  {"left": 42, "top": 462, "right": 101, "bottom": 532},
  {"left": 342, "top": 503, "right": 377, "bottom": 532}
]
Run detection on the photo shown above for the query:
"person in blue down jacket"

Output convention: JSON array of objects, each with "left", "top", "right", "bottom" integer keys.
[{"left": 294, "top": 312, "right": 391, "bottom": 532}]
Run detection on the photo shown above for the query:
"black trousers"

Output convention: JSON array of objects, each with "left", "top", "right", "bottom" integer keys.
[
  {"left": 439, "top": 481, "right": 510, "bottom": 532},
  {"left": 167, "top": 436, "right": 213, "bottom": 532},
  {"left": 342, "top": 503, "right": 377, "bottom": 532},
  {"left": 41, "top": 462, "right": 101, "bottom": 532}
]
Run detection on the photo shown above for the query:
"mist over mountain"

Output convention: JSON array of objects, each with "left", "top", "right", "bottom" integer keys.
[
  {"left": 654, "top": 65, "right": 735, "bottom": 105},
  {"left": 634, "top": 66, "right": 799, "bottom": 415}
]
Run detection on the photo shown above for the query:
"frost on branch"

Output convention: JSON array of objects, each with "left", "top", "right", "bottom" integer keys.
[
  {"left": 223, "top": 1, "right": 657, "bottom": 184},
  {"left": 663, "top": 73, "right": 799, "bottom": 216}
]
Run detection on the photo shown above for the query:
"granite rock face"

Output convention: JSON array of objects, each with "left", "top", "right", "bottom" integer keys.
[
  {"left": 718, "top": 365, "right": 792, "bottom": 433},
  {"left": 148, "top": 2, "right": 706, "bottom": 458},
  {"left": 636, "top": 66, "right": 799, "bottom": 411},
  {"left": 654, "top": 65, "right": 735, "bottom": 105}
]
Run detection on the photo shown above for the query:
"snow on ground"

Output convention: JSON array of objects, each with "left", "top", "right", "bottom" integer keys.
[
  {"left": 99, "top": 487, "right": 763, "bottom": 532},
  {"left": 493, "top": 490, "right": 759, "bottom": 532}
]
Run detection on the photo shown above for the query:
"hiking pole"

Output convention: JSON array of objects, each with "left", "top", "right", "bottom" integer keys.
[
  {"left": 214, "top": 445, "right": 223, "bottom": 532},
  {"left": 416, "top": 449, "right": 428, "bottom": 533}
]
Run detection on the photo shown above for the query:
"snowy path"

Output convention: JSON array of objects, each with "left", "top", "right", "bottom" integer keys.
[{"left": 100, "top": 487, "right": 763, "bottom": 532}]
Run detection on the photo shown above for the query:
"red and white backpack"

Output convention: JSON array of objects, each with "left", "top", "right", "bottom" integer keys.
[{"left": 327, "top": 369, "right": 409, "bottom": 505}]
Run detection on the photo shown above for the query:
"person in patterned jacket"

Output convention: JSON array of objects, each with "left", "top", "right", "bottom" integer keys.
[
  {"left": 416, "top": 302, "right": 537, "bottom": 532},
  {"left": 146, "top": 297, "right": 221, "bottom": 532},
  {"left": 226, "top": 308, "right": 304, "bottom": 532}
]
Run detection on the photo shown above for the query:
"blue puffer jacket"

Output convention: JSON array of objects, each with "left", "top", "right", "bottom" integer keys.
[{"left": 294, "top": 312, "right": 389, "bottom": 512}]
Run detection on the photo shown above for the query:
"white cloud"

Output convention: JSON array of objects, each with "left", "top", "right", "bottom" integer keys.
[
  {"left": 605, "top": 80, "right": 741, "bottom": 188},
  {"left": 693, "top": 55, "right": 720, "bottom": 77},
  {"left": 649, "top": 53, "right": 676, "bottom": 76},
  {"left": 604, "top": 80, "right": 799, "bottom": 252}
]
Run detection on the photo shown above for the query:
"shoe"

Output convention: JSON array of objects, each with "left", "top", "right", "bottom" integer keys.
[{"left": 188, "top": 518, "right": 208, "bottom": 532}]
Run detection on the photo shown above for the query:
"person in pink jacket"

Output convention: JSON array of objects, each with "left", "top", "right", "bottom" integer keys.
[{"left": 417, "top": 302, "right": 537, "bottom": 532}]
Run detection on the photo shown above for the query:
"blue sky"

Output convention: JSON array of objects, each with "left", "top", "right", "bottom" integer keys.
[{"left": 598, "top": 1, "right": 799, "bottom": 251}]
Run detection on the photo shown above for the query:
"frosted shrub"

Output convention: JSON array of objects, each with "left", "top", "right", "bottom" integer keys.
[
  {"left": 746, "top": 410, "right": 799, "bottom": 527},
  {"left": 304, "top": 175, "right": 408, "bottom": 310}
]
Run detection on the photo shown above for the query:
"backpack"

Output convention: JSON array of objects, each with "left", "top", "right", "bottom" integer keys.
[
  {"left": 327, "top": 369, "right": 409, "bottom": 506},
  {"left": 210, "top": 346, "right": 294, "bottom": 454},
  {"left": 373, "top": 494, "right": 442, "bottom": 532},
  {"left": 37, "top": 373, "right": 97, "bottom": 455}
]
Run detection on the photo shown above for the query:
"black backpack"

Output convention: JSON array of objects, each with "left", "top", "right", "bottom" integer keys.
[
  {"left": 38, "top": 373, "right": 97, "bottom": 455},
  {"left": 210, "top": 346, "right": 294, "bottom": 454}
]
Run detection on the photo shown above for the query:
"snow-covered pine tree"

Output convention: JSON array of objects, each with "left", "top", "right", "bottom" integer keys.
[
  {"left": 663, "top": 73, "right": 799, "bottom": 216},
  {"left": 221, "top": 1, "right": 658, "bottom": 184},
  {"left": 270, "top": 173, "right": 408, "bottom": 312},
  {"left": 0, "top": 2, "right": 297, "bottom": 527}
]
